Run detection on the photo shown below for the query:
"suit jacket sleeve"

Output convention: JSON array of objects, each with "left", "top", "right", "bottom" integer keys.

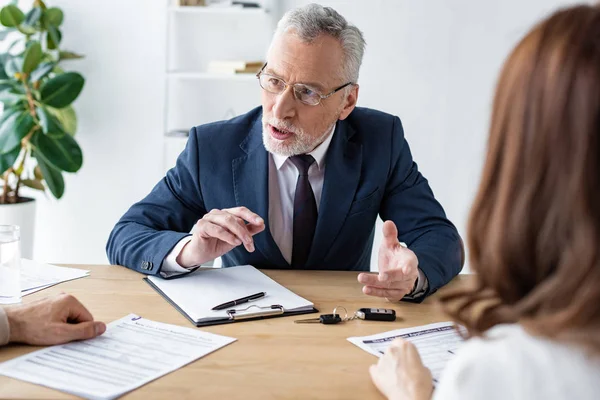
[
  {"left": 106, "top": 128, "right": 206, "bottom": 275},
  {"left": 380, "top": 117, "right": 463, "bottom": 300}
]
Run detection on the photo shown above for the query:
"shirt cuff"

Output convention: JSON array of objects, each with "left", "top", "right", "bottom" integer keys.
[
  {"left": 403, "top": 268, "right": 429, "bottom": 299},
  {"left": 160, "top": 236, "right": 196, "bottom": 279},
  {"left": 0, "top": 307, "right": 10, "bottom": 346}
]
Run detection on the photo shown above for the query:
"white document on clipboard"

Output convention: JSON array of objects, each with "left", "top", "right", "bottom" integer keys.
[{"left": 145, "top": 265, "right": 316, "bottom": 326}]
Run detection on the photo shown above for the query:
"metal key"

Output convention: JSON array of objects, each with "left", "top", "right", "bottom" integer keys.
[{"left": 295, "top": 314, "right": 342, "bottom": 324}]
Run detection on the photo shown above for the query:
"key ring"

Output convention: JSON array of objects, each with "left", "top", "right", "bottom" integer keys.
[{"left": 332, "top": 306, "right": 348, "bottom": 321}]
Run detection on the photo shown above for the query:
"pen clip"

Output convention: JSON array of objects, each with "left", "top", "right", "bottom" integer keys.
[{"left": 227, "top": 304, "right": 284, "bottom": 320}]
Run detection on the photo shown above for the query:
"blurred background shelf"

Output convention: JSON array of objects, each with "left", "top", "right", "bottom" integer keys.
[{"left": 163, "top": 0, "right": 275, "bottom": 174}]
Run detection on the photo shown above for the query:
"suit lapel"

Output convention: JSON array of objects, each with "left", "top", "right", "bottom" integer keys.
[
  {"left": 307, "top": 121, "right": 362, "bottom": 267},
  {"left": 232, "top": 116, "right": 289, "bottom": 267}
]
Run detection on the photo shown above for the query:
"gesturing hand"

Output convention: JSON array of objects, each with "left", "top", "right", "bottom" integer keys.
[
  {"left": 177, "top": 206, "right": 265, "bottom": 268},
  {"left": 358, "top": 220, "right": 419, "bottom": 301},
  {"left": 6, "top": 294, "right": 106, "bottom": 345}
]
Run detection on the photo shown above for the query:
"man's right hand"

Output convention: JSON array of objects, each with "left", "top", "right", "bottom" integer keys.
[
  {"left": 176, "top": 206, "right": 265, "bottom": 268},
  {"left": 6, "top": 294, "right": 106, "bottom": 345}
]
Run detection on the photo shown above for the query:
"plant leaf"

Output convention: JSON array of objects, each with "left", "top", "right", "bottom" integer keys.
[
  {"left": 4, "top": 57, "right": 21, "bottom": 78},
  {"left": 0, "top": 53, "right": 8, "bottom": 80},
  {"left": 40, "top": 72, "right": 84, "bottom": 108},
  {"left": 0, "top": 145, "right": 19, "bottom": 173},
  {"left": 36, "top": 105, "right": 65, "bottom": 138},
  {"left": 58, "top": 51, "right": 84, "bottom": 61},
  {"left": 31, "top": 130, "right": 82, "bottom": 172},
  {"left": 47, "top": 105, "right": 76, "bottom": 135},
  {"left": 46, "top": 25, "right": 61, "bottom": 49},
  {"left": 43, "top": 7, "right": 63, "bottom": 27},
  {"left": 33, "top": 149, "right": 64, "bottom": 198},
  {"left": 6, "top": 37, "right": 22, "bottom": 53},
  {"left": 0, "top": 79, "right": 16, "bottom": 92},
  {"left": 22, "top": 42, "right": 42, "bottom": 74},
  {"left": 16, "top": 25, "right": 35, "bottom": 35},
  {"left": 0, "top": 104, "right": 21, "bottom": 121},
  {"left": 24, "top": 7, "right": 42, "bottom": 26},
  {"left": 30, "top": 61, "right": 53, "bottom": 82},
  {"left": 21, "top": 178, "right": 44, "bottom": 190},
  {"left": 34, "top": 165, "right": 42, "bottom": 180},
  {"left": 0, "top": 110, "right": 34, "bottom": 154},
  {"left": 0, "top": 90, "right": 26, "bottom": 106},
  {"left": 0, "top": 105, "right": 20, "bottom": 124},
  {"left": 0, "top": 5, "right": 25, "bottom": 28}
]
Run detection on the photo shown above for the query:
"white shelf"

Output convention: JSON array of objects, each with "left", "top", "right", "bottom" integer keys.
[
  {"left": 168, "top": 6, "right": 268, "bottom": 14},
  {"left": 167, "top": 71, "right": 258, "bottom": 80}
]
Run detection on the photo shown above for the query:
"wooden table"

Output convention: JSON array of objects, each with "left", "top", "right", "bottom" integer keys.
[{"left": 0, "top": 265, "right": 471, "bottom": 400}]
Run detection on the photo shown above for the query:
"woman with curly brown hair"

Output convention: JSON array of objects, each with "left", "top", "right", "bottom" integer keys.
[{"left": 370, "top": 4, "right": 600, "bottom": 400}]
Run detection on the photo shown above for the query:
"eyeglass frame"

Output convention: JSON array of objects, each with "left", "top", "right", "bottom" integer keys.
[{"left": 256, "top": 62, "right": 354, "bottom": 106}]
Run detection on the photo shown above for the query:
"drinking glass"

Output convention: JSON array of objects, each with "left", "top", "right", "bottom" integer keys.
[{"left": 0, "top": 225, "right": 21, "bottom": 301}]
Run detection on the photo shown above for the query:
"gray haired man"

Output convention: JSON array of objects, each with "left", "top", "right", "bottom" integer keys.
[{"left": 107, "top": 4, "right": 463, "bottom": 302}]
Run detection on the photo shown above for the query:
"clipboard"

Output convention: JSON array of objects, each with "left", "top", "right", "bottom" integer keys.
[{"left": 143, "top": 265, "right": 318, "bottom": 327}]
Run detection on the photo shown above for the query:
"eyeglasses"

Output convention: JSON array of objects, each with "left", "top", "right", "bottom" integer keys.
[{"left": 256, "top": 63, "right": 354, "bottom": 106}]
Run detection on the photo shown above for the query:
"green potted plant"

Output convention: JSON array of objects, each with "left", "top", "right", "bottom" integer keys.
[{"left": 0, "top": 0, "right": 85, "bottom": 258}]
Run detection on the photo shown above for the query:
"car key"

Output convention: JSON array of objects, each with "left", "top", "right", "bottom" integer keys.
[
  {"left": 354, "top": 308, "right": 396, "bottom": 321},
  {"left": 295, "top": 314, "right": 342, "bottom": 324}
]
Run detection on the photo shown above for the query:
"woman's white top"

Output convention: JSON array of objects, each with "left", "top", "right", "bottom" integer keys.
[{"left": 434, "top": 324, "right": 600, "bottom": 399}]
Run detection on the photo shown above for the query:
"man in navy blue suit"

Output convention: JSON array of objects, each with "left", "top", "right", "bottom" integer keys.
[{"left": 107, "top": 4, "right": 463, "bottom": 302}]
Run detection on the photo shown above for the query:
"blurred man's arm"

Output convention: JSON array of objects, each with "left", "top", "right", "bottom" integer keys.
[
  {"left": 0, "top": 307, "right": 9, "bottom": 346},
  {"left": 1, "top": 294, "right": 106, "bottom": 346}
]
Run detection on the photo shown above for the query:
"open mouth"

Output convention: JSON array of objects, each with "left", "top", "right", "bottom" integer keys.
[{"left": 269, "top": 124, "right": 294, "bottom": 140}]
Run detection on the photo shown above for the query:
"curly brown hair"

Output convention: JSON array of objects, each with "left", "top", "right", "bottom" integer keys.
[{"left": 440, "top": 4, "right": 600, "bottom": 351}]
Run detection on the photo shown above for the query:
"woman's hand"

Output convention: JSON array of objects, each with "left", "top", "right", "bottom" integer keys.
[{"left": 369, "top": 338, "right": 434, "bottom": 400}]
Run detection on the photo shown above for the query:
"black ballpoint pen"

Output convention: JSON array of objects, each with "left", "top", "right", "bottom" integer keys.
[{"left": 211, "top": 291, "right": 267, "bottom": 311}]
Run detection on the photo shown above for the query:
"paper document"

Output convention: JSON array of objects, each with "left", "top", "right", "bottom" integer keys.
[
  {"left": 0, "top": 314, "right": 236, "bottom": 400},
  {"left": 348, "top": 322, "right": 464, "bottom": 382},
  {"left": 0, "top": 259, "right": 89, "bottom": 304},
  {"left": 146, "top": 265, "right": 314, "bottom": 325}
]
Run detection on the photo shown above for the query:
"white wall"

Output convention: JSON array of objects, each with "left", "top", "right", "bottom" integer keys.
[
  {"left": 29, "top": 0, "right": 167, "bottom": 264},
  {"left": 25, "top": 0, "right": 584, "bottom": 266}
]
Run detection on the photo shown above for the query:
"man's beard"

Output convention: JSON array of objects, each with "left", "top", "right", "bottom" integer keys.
[{"left": 262, "top": 117, "right": 337, "bottom": 157}]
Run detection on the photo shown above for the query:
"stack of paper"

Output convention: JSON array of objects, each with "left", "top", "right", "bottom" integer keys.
[
  {"left": 0, "top": 259, "right": 89, "bottom": 304},
  {"left": 0, "top": 314, "right": 236, "bottom": 399}
]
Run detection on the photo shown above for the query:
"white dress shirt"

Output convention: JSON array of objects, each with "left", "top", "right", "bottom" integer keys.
[
  {"left": 434, "top": 324, "right": 600, "bottom": 399},
  {"left": 161, "top": 125, "right": 427, "bottom": 296}
]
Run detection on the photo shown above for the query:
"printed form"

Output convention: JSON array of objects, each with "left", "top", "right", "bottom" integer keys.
[
  {"left": 348, "top": 322, "right": 463, "bottom": 382},
  {"left": 0, "top": 314, "right": 236, "bottom": 399}
]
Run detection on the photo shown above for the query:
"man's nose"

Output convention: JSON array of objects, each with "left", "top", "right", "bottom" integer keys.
[{"left": 272, "top": 86, "right": 297, "bottom": 120}]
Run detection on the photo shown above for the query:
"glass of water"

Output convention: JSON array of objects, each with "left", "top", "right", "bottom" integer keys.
[{"left": 0, "top": 225, "right": 21, "bottom": 301}]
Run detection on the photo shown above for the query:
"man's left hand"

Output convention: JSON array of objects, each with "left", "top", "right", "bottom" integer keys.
[{"left": 358, "top": 220, "right": 419, "bottom": 301}]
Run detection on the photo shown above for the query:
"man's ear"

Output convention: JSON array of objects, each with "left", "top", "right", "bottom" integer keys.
[{"left": 338, "top": 84, "right": 359, "bottom": 120}]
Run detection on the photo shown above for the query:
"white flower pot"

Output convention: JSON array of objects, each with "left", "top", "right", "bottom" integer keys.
[{"left": 0, "top": 197, "right": 36, "bottom": 259}]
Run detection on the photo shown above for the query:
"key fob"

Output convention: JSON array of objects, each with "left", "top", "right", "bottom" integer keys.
[
  {"left": 356, "top": 308, "right": 396, "bottom": 321},
  {"left": 319, "top": 314, "right": 342, "bottom": 324}
]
